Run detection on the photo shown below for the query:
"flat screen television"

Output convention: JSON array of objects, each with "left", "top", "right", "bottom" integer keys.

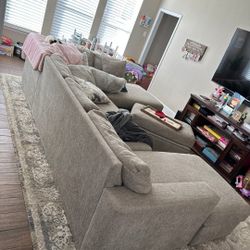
[{"left": 212, "top": 28, "right": 250, "bottom": 101}]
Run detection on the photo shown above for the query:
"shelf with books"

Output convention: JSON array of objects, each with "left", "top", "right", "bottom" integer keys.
[{"left": 178, "top": 94, "right": 250, "bottom": 186}]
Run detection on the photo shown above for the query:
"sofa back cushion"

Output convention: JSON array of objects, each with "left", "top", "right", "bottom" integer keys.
[
  {"left": 50, "top": 53, "right": 71, "bottom": 78},
  {"left": 68, "top": 64, "right": 96, "bottom": 83},
  {"left": 65, "top": 77, "right": 99, "bottom": 111},
  {"left": 88, "top": 109, "right": 152, "bottom": 194},
  {"left": 91, "top": 67, "right": 126, "bottom": 93},
  {"left": 102, "top": 55, "right": 126, "bottom": 77}
]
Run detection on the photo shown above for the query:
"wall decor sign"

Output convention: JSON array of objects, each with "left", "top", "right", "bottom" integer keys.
[{"left": 182, "top": 39, "right": 207, "bottom": 62}]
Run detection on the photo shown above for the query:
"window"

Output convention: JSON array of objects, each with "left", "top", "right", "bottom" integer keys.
[
  {"left": 51, "top": 0, "right": 99, "bottom": 40},
  {"left": 97, "top": 0, "right": 143, "bottom": 55},
  {"left": 4, "top": 0, "right": 48, "bottom": 32}
]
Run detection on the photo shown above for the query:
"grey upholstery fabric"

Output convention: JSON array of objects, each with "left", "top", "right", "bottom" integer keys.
[
  {"left": 22, "top": 59, "right": 40, "bottom": 107},
  {"left": 82, "top": 183, "right": 219, "bottom": 250},
  {"left": 93, "top": 51, "right": 103, "bottom": 70},
  {"left": 77, "top": 47, "right": 95, "bottom": 66},
  {"left": 135, "top": 151, "right": 250, "bottom": 245},
  {"left": 22, "top": 56, "right": 250, "bottom": 249},
  {"left": 96, "top": 101, "right": 119, "bottom": 113},
  {"left": 24, "top": 57, "right": 122, "bottom": 249},
  {"left": 73, "top": 76, "right": 110, "bottom": 104},
  {"left": 126, "top": 142, "right": 152, "bottom": 151},
  {"left": 107, "top": 83, "right": 164, "bottom": 111},
  {"left": 65, "top": 77, "right": 99, "bottom": 112},
  {"left": 131, "top": 103, "right": 195, "bottom": 153},
  {"left": 91, "top": 67, "right": 126, "bottom": 93},
  {"left": 50, "top": 53, "right": 71, "bottom": 78},
  {"left": 68, "top": 64, "right": 96, "bottom": 83},
  {"left": 102, "top": 54, "right": 126, "bottom": 77},
  {"left": 81, "top": 52, "right": 89, "bottom": 66},
  {"left": 88, "top": 109, "right": 152, "bottom": 194}
]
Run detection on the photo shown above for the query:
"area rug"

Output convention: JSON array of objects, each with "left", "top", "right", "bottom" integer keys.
[{"left": 0, "top": 73, "right": 249, "bottom": 250}]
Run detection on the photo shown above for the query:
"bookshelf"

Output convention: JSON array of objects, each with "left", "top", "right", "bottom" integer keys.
[{"left": 177, "top": 94, "right": 250, "bottom": 187}]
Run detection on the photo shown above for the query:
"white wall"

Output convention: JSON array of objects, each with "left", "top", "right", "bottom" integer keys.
[
  {"left": 149, "top": 0, "right": 250, "bottom": 112},
  {"left": 124, "top": 0, "right": 162, "bottom": 60}
]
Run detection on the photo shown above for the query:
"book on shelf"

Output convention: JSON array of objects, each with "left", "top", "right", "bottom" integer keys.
[
  {"left": 193, "top": 103, "right": 200, "bottom": 110},
  {"left": 203, "top": 125, "right": 221, "bottom": 140},
  {"left": 196, "top": 126, "right": 217, "bottom": 143},
  {"left": 202, "top": 147, "right": 219, "bottom": 163},
  {"left": 220, "top": 161, "right": 233, "bottom": 173}
]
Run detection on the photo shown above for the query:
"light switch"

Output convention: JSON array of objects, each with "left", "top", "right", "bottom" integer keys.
[{"left": 143, "top": 31, "right": 148, "bottom": 37}]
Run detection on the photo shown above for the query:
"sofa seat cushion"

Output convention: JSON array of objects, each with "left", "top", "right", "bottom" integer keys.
[
  {"left": 131, "top": 103, "right": 195, "bottom": 150},
  {"left": 96, "top": 101, "right": 119, "bottom": 113},
  {"left": 126, "top": 142, "right": 152, "bottom": 151},
  {"left": 65, "top": 77, "right": 99, "bottom": 111},
  {"left": 135, "top": 151, "right": 250, "bottom": 244},
  {"left": 107, "top": 84, "right": 164, "bottom": 111},
  {"left": 88, "top": 110, "right": 152, "bottom": 194}
]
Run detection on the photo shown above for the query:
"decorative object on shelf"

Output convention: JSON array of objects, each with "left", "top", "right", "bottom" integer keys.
[
  {"left": 0, "top": 35, "right": 14, "bottom": 57},
  {"left": 182, "top": 39, "right": 207, "bottom": 62},
  {"left": 222, "top": 92, "right": 245, "bottom": 116},
  {"left": 124, "top": 71, "right": 138, "bottom": 83},
  {"left": 139, "top": 15, "right": 152, "bottom": 28},
  {"left": 211, "top": 86, "right": 224, "bottom": 101},
  {"left": 232, "top": 110, "right": 243, "bottom": 123},
  {"left": 235, "top": 175, "right": 244, "bottom": 189}
]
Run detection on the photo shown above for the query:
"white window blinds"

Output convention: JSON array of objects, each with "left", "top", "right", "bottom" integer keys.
[
  {"left": 97, "top": 0, "right": 143, "bottom": 55},
  {"left": 4, "top": 0, "right": 48, "bottom": 32},
  {"left": 51, "top": 0, "right": 99, "bottom": 40}
]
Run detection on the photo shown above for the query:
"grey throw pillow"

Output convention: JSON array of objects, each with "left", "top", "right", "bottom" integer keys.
[
  {"left": 88, "top": 109, "right": 152, "bottom": 194},
  {"left": 93, "top": 51, "right": 103, "bottom": 70},
  {"left": 91, "top": 67, "right": 126, "bottom": 93},
  {"left": 68, "top": 65, "right": 96, "bottom": 83},
  {"left": 65, "top": 77, "right": 99, "bottom": 112},
  {"left": 50, "top": 53, "right": 71, "bottom": 78},
  {"left": 73, "top": 76, "right": 110, "bottom": 104},
  {"left": 102, "top": 55, "right": 126, "bottom": 77}
]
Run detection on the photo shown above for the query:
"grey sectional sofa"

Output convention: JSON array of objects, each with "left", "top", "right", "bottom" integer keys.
[{"left": 22, "top": 56, "right": 250, "bottom": 250}]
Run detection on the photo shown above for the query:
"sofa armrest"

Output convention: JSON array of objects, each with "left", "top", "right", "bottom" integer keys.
[{"left": 82, "top": 182, "right": 220, "bottom": 250}]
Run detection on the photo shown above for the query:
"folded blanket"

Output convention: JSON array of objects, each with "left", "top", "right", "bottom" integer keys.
[{"left": 22, "top": 33, "right": 82, "bottom": 71}]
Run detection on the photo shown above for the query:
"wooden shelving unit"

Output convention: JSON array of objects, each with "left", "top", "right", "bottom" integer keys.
[{"left": 178, "top": 94, "right": 250, "bottom": 187}]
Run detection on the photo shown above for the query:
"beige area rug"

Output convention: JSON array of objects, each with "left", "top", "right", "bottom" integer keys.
[{"left": 0, "top": 73, "right": 250, "bottom": 250}]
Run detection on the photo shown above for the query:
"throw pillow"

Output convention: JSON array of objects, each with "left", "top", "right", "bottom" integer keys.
[
  {"left": 88, "top": 109, "right": 152, "bottom": 194},
  {"left": 102, "top": 55, "right": 126, "bottom": 77},
  {"left": 50, "top": 53, "right": 71, "bottom": 78},
  {"left": 93, "top": 51, "right": 103, "bottom": 70},
  {"left": 73, "top": 76, "right": 110, "bottom": 104},
  {"left": 68, "top": 65, "right": 96, "bottom": 84},
  {"left": 65, "top": 77, "right": 99, "bottom": 112},
  {"left": 91, "top": 67, "right": 127, "bottom": 93},
  {"left": 81, "top": 52, "right": 89, "bottom": 66}
]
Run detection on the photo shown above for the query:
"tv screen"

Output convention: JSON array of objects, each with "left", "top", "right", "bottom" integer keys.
[{"left": 212, "top": 28, "right": 250, "bottom": 101}]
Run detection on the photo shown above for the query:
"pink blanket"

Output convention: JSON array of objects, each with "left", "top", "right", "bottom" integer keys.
[{"left": 22, "top": 33, "right": 82, "bottom": 71}]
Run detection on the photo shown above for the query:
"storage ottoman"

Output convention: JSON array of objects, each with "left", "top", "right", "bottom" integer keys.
[{"left": 131, "top": 103, "right": 195, "bottom": 153}]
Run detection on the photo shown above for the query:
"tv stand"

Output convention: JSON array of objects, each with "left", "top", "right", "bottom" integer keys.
[{"left": 178, "top": 94, "right": 250, "bottom": 188}]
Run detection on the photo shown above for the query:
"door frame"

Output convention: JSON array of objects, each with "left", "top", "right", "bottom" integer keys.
[{"left": 138, "top": 8, "right": 182, "bottom": 65}]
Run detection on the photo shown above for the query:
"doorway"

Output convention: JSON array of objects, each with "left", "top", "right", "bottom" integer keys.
[{"left": 138, "top": 9, "right": 181, "bottom": 89}]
